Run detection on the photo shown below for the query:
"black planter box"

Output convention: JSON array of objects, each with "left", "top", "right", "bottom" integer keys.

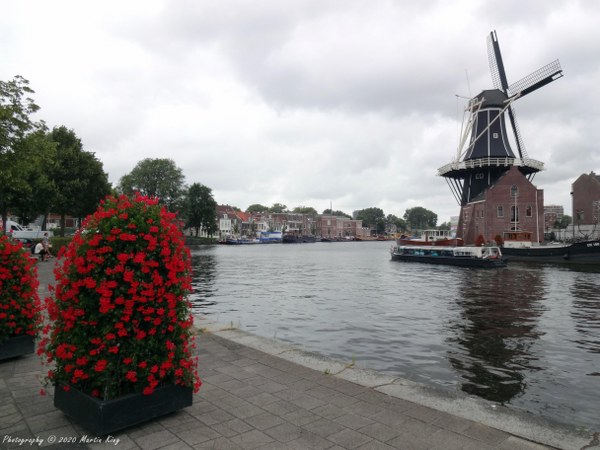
[
  {"left": 54, "top": 383, "right": 193, "bottom": 436},
  {"left": 0, "top": 335, "right": 35, "bottom": 361}
]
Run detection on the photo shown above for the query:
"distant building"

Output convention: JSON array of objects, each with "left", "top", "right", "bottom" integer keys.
[
  {"left": 544, "top": 204, "right": 564, "bottom": 231},
  {"left": 572, "top": 171, "right": 600, "bottom": 226},
  {"left": 315, "top": 215, "right": 367, "bottom": 239}
]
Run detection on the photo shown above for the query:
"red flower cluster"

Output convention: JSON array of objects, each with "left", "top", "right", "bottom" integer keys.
[
  {"left": 39, "top": 194, "right": 201, "bottom": 400},
  {"left": 0, "top": 235, "right": 42, "bottom": 343}
]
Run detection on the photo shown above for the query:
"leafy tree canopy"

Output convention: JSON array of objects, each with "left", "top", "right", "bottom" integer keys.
[
  {"left": 403, "top": 206, "right": 437, "bottom": 230},
  {"left": 118, "top": 158, "right": 185, "bottom": 211},
  {"left": 386, "top": 214, "right": 406, "bottom": 231},
  {"left": 554, "top": 215, "right": 571, "bottom": 229},
  {"left": 269, "top": 203, "right": 288, "bottom": 213},
  {"left": 292, "top": 206, "right": 318, "bottom": 216},
  {"left": 322, "top": 209, "right": 351, "bottom": 218},
  {"left": 356, "top": 207, "right": 386, "bottom": 233},
  {"left": 246, "top": 204, "right": 269, "bottom": 214},
  {"left": 48, "top": 126, "right": 111, "bottom": 234},
  {"left": 0, "top": 76, "right": 47, "bottom": 231},
  {"left": 0, "top": 75, "right": 43, "bottom": 154},
  {"left": 184, "top": 183, "right": 218, "bottom": 237}
]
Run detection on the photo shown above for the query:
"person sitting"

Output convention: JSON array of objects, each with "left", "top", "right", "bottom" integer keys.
[
  {"left": 41, "top": 232, "right": 53, "bottom": 259},
  {"left": 34, "top": 242, "right": 47, "bottom": 261}
]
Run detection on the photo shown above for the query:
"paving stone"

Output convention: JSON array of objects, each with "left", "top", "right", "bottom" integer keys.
[
  {"left": 132, "top": 429, "right": 181, "bottom": 450},
  {"left": 334, "top": 413, "right": 375, "bottom": 430},
  {"left": 287, "top": 429, "right": 337, "bottom": 450},
  {"left": 242, "top": 412, "right": 285, "bottom": 431},
  {"left": 327, "top": 428, "right": 373, "bottom": 449},
  {"left": 358, "top": 422, "right": 403, "bottom": 442},
  {"left": 262, "top": 422, "right": 304, "bottom": 443},
  {"left": 302, "top": 418, "right": 347, "bottom": 438},
  {"left": 462, "top": 421, "right": 511, "bottom": 446},
  {"left": 229, "top": 429, "right": 274, "bottom": 449}
]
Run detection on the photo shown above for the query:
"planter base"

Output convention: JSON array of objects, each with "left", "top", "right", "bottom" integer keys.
[
  {"left": 54, "top": 383, "right": 193, "bottom": 435},
  {"left": 0, "top": 335, "right": 35, "bottom": 361}
]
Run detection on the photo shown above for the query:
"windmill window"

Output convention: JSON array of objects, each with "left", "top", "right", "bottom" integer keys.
[
  {"left": 511, "top": 206, "right": 519, "bottom": 223},
  {"left": 475, "top": 173, "right": 484, "bottom": 180},
  {"left": 526, "top": 206, "right": 532, "bottom": 217},
  {"left": 497, "top": 206, "right": 504, "bottom": 218},
  {"left": 493, "top": 132, "right": 499, "bottom": 139}
]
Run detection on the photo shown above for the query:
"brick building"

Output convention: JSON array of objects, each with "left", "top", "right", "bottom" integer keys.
[
  {"left": 572, "top": 171, "right": 600, "bottom": 226},
  {"left": 457, "top": 166, "right": 544, "bottom": 245},
  {"left": 543, "top": 204, "right": 564, "bottom": 232}
]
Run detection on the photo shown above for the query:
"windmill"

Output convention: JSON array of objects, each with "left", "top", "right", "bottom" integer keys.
[{"left": 438, "top": 30, "right": 563, "bottom": 206}]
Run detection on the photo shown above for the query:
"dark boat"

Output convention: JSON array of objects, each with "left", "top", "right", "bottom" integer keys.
[
  {"left": 500, "top": 231, "right": 600, "bottom": 264},
  {"left": 282, "top": 234, "right": 316, "bottom": 243},
  {"left": 502, "top": 240, "right": 600, "bottom": 264},
  {"left": 390, "top": 245, "right": 506, "bottom": 268}
]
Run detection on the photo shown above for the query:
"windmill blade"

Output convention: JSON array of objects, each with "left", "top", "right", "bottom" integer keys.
[
  {"left": 487, "top": 30, "right": 509, "bottom": 92},
  {"left": 506, "top": 104, "right": 527, "bottom": 159},
  {"left": 508, "top": 60, "right": 563, "bottom": 98}
]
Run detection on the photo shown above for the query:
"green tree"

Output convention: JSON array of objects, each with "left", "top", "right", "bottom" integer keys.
[
  {"left": 118, "top": 158, "right": 185, "bottom": 211},
  {"left": 438, "top": 221, "right": 451, "bottom": 230},
  {"left": 322, "top": 209, "right": 351, "bottom": 218},
  {"left": 185, "top": 183, "right": 218, "bottom": 237},
  {"left": 269, "top": 203, "right": 288, "bottom": 213},
  {"left": 386, "top": 214, "right": 406, "bottom": 232},
  {"left": 554, "top": 215, "right": 572, "bottom": 229},
  {"left": 403, "top": 206, "right": 437, "bottom": 230},
  {"left": 356, "top": 207, "right": 386, "bottom": 234},
  {"left": 0, "top": 75, "right": 46, "bottom": 231},
  {"left": 48, "top": 126, "right": 111, "bottom": 235},
  {"left": 292, "top": 206, "right": 318, "bottom": 216},
  {"left": 9, "top": 131, "right": 56, "bottom": 226},
  {"left": 246, "top": 204, "right": 269, "bottom": 214}
]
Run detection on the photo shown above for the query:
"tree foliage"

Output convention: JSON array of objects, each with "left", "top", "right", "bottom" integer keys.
[
  {"left": 0, "top": 76, "right": 47, "bottom": 231},
  {"left": 292, "top": 206, "right": 318, "bottom": 216},
  {"left": 386, "top": 214, "right": 406, "bottom": 232},
  {"left": 185, "top": 183, "right": 218, "bottom": 237},
  {"left": 554, "top": 215, "right": 572, "bottom": 229},
  {"left": 48, "top": 126, "right": 111, "bottom": 235},
  {"left": 356, "top": 207, "right": 386, "bottom": 234},
  {"left": 403, "top": 206, "right": 437, "bottom": 230},
  {"left": 269, "top": 203, "right": 288, "bottom": 213},
  {"left": 118, "top": 158, "right": 185, "bottom": 211},
  {"left": 246, "top": 204, "right": 269, "bottom": 214},
  {"left": 0, "top": 75, "right": 43, "bottom": 154},
  {"left": 322, "top": 209, "right": 351, "bottom": 218}
]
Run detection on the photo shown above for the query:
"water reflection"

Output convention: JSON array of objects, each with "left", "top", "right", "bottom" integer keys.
[
  {"left": 570, "top": 275, "right": 600, "bottom": 356},
  {"left": 190, "top": 248, "right": 217, "bottom": 312},
  {"left": 446, "top": 268, "right": 545, "bottom": 403}
]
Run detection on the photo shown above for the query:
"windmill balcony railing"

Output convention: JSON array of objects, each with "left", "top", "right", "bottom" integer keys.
[{"left": 437, "top": 157, "right": 544, "bottom": 176}]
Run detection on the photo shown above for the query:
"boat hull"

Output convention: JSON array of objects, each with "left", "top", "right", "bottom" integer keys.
[
  {"left": 391, "top": 252, "right": 506, "bottom": 268},
  {"left": 502, "top": 240, "right": 600, "bottom": 264}
]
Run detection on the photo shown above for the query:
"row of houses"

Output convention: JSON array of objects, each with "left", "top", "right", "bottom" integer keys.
[{"left": 215, "top": 205, "right": 371, "bottom": 241}]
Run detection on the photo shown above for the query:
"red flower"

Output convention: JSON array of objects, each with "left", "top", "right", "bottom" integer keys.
[{"left": 94, "top": 359, "right": 108, "bottom": 372}]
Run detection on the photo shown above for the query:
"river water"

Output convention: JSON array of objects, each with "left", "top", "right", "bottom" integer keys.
[{"left": 189, "top": 241, "right": 600, "bottom": 429}]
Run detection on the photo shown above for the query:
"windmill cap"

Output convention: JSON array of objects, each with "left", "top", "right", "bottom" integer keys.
[{"left": 475, "top": 89, "right": 509, "bottom": 107}]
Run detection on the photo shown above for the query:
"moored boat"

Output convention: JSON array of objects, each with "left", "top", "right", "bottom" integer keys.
[
  {"left": 390, "top": 245, "right": 506, "bottom": 268},
  {"left": 398, "top": 229, "right": 464, "bottom": 246},
  {"left": 501, "top": 231, "right": 600, "bottom": 264}
]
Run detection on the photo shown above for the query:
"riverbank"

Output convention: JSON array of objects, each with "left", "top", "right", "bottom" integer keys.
[{"left": 1, "top": 260, "right": 593, "bottom": 449}]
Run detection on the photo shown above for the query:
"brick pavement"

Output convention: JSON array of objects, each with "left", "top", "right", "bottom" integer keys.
[{"left": 0, "top": 259, "right": 592, "bottom": 450}]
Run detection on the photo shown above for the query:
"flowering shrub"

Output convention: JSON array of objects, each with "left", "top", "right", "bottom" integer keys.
[
  {"left": 0, "top": 235, "right": 41, "bottom": 343},
  {"left": 40, "top": 194, "right": 201, "bottom": 400}
]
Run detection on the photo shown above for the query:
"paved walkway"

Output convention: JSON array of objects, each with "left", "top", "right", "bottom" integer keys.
[{"left": 0, "top": 260, "right": 594, "bottom": 450}]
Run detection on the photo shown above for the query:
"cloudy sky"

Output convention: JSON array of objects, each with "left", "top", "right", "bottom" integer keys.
[{"left": 3, "top": 1, "right": 599, "bottom": 222}]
